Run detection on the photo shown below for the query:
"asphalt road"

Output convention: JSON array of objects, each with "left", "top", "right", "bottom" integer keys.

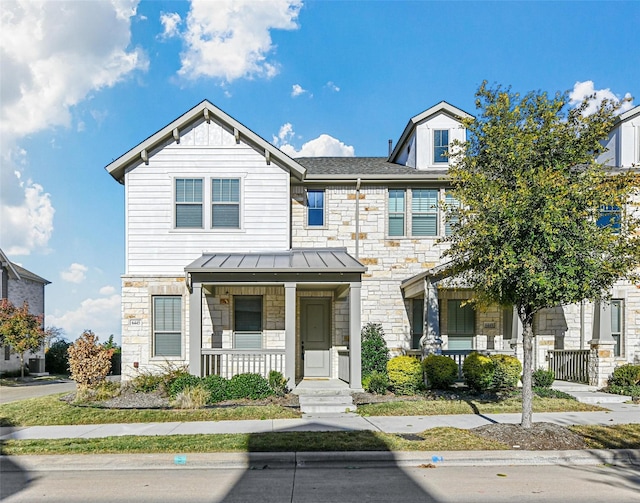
[
  {"left": 2, "top": 461, "right": 639, "bottom": 503},
  {"left": 0, "top": 381, "right": 76, "bottom": 404}
]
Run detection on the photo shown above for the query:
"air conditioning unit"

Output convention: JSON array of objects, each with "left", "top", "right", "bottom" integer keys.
[{"left": 29, "top": 358, "right": 45, "bottom": 373}]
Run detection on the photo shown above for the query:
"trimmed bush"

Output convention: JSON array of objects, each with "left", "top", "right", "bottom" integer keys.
[
  {"left": 227, "top": 373, "right": 274, "bottom": 400},
  {"left": 490, "top": 354, "right": 521, "bottom": 389},
  {"left": 422, "top": 354, "right": 458, "bottom": 389},
  {"left": 462, "top": 352, "right": 494, "bottom": 392},
  {"left": 361, "top": 323, "right": 389, "bottom": 377},
  {"left": 387, "top": 355, "right": 423, "bottom": 395},
  {"left": 607, "top": 384, "right": 640, "bottom": 399},
  {"left": 268, "top": 370, "right": 289, "bottom": 397},
  {"left": 365, "top": 370, "right": 389, "bottom": 394},
  {"left": 608, "top": 364, "right": 640, "bottom": 387},
  {"left": 532, "top": 368, "right": 555, "bottom": 388},
  {"left": 67, "top": 331, "right": 113, "bottom": 390},
  {"left": 45, "top": 340, "right": 70, "bottom": 374},
  {"left": 168, "top": 374, "right": 202, "bottom": 399},
  {"left": 202, "top": 374, "right": 229, "bottom": 403}
]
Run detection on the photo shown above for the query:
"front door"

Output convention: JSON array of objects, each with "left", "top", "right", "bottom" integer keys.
[{"left": 301, "top": 298, "right": 331, "bottom": 377}]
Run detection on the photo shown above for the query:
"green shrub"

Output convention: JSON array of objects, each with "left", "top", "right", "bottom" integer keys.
[
  {"left": 462, "top": 352, "right": 495, "bottom": 392},
  {"left": 608, "top": 364, "right": 640, "bottom": 387},
  {"left": 172, "top": 385, "right": 209, "bottom": 409},
  {"left": 387, "top": 355, "right": 423, "bottom": 395},
  {"left": 532, "top": 368, "right": 555, "bottom": 388},
  {"left": 131, "top": 372, "right": 165, "bottom": 393},
  {"left": 45, "top": 340, "right": 70, "bottom": 374},
  {"left": 361, "top": 323, "right": 389, "bottom": 377},
  {"left": 202, "top": 374, "right": 229, "bottom": 403},
  {"left": 490, "top": 354, "right": 521, "bottom": 389},
  {"left": 168, "top": 374, "right": 202, "bottom": 398},
  {"left": 226, "top": 373, "right": 274, "bottom": 400},
  {"left": 131, "top": 363, "right": 191, "bottom": 395},
  {"left": 268, "top": 370, "right": 289, "bottom": 397},
  {"left": 365, "top": 370, "right": 389, "bottom": 394},
  {"left": 422, "top": 354, "right": 458, "bottom": 389},
  {"left": 606, "top": 384, "right": 640, "bottom": 398},
  {"left": 533, "top": 387, "right": 575, "bottom": 400}
]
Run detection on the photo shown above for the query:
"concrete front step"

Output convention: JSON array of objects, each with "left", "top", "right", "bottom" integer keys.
[
  {"left": 298, "top": 395, "right": 357, "bottom": 414},
  {"left": 569, "top": 392, "right": 632, "bottom": 404}
]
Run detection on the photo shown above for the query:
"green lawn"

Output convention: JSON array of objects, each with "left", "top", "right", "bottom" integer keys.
[
  {"left": 0, "top": 394, "right": 300, "bottom": 427},
  {"left": 3, "top": 425, "right": 638, "bottom": 456}
]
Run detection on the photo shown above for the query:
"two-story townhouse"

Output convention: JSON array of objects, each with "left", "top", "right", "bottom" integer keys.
[
  {"left": 106, "top": 100, "right": 639, "bottom": 392},
  {"left": 1, "top": 248, "right": 50, "bottom": 375}
]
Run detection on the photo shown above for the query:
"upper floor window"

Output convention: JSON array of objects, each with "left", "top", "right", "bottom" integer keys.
[
  {"left": 153, "top": 296, "right": 182, "bottom": 357},
  {"left": 212, "top": 178, "right": 240, "bottom": 228},
  {"left": 597, "top": 205, "right": 621, "bottom": 234},
  {"left": 388, "top": 189, "right": 406, "bottom": 236},
  {"left": 307, "top": 189, "right": 325, "bottom": 226},
  {"left": 433, "top": 129, "right": 449, "bottom": 164},
  {"left": 444, "top": 192, "right": 460, "bottom": 236},
  {"left": 412, "top": 189, "right": 438, "bottom": 236},
  {"left": 175, "top": 178, "right": 203, "bottom": 228}
]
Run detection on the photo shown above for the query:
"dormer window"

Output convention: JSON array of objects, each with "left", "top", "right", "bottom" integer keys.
[{"left": 434, "top": 130, "right": 449, "bottom": 164}]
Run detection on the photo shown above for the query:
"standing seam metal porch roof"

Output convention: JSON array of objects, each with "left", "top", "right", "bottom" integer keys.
[{"left": 185, "top": 248, "right": 366, "bottom": 274}]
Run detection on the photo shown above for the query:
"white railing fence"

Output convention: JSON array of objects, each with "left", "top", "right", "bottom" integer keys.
[{"left": 201, "top": 349, "right": 285, "bottom": 379}]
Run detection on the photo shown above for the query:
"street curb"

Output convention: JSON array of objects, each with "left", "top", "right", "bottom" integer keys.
[{"left": 2, "top": 449, "right": 638, "bottom": 472}]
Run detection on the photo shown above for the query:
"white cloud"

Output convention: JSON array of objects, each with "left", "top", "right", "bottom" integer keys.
[
  {"left": 291, "top": 84, "right": 311, "bottom": 98},
  {"left": 159, "top": 12, "right": 181, "bottom": 39},
  {"left": 0, "top": 168, "right": 54, "bottom": 256},
  {"left": 273, "top": 123, "right": 355, "bottom": 157},
  {"left": 0, "top": 0, "right": 148, "bottom": 149},
  {"left": 99, "top": 285, "right": 116, "bottom": 295},
  {"left": 47, "top": 294, "right": 122, "bottom": 342},
  {"left": 325, "top": 81, "right": 340, "bottom": 92},
  {"left": 569, "top": 81, "right": 634, "bottom": 116},
  {"left": 176, "top": 0, "right": 302, "bottom": 82},
  {"left": 61, "top": 263, "right": 89, "bottom": 284}
]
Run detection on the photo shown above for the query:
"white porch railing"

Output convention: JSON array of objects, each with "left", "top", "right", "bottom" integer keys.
[
  {"left": 547, "top": 349, "right": 589, "bottom": 384},
  {"left": 338, "top": 349, "right": 350, "bottom": 383},
  {"left": 201, "top": 348, "right": 285, "bottom": 379},
  {"left": 442, "top": 350, "right": 473, "bottom": 380}
]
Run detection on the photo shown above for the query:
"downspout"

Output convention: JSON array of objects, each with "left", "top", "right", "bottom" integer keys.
[{"left": 355, "top": 178, "right": 361, "bottom": 259}]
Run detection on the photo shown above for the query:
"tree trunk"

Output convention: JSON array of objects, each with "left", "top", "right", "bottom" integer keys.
[
  {"left": 20, "top": 352, "right": 25, "bottom": 379},
  {"left": 519, "top": 309, "right": 534, "bottom": 429}
]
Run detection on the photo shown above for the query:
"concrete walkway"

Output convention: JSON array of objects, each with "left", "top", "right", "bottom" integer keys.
[{"left": 1, "top": 381, "right": 638, "bottom": 441}]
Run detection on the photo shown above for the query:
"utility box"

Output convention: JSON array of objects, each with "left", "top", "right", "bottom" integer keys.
[{"left": 29, "top": 358, "right": 45, "bottom": 373}]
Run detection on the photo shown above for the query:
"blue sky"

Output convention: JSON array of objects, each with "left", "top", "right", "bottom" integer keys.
[{"left": 1, "top": 0, "right": 638, "bottom": 344}]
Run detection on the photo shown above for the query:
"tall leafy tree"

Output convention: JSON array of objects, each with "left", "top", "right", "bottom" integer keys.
[
  {"left": 0, "top": 300, "right": 48, "bottom": 378},
  {"left": 445, "top": 82, "right": 640, "bottom": 428}
]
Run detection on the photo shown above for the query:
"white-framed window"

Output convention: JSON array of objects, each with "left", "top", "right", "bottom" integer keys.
[
  {"left": 433, "top": 129, "right": 449, "bottom": 164},
  {"left": 388, "top": 189, "right": 406, "bottom": 237},
  {"left": 153, "top": 296, "right": 182, "bottom": 357},
  {"left": 175, "top": 178, "right": 203, "bottom": 228},
  {"left": 212, "top": 178, "right": 240, "bottom": 228},
  {"left": 307, "top": 189, "right": 325, "bottom": 227},
  {"left": 610, "top": 299, "right": 623, "bottom": 357},
  {"left": 233, "top": 296, "right": 263, "bottom": 349},
  {"left": 412, "top": 189, "right": 439, "bottom": 236},
  {"left": 447, "top": 300, "right": 475, "bottom": 350},
  {"left": 597, "top": 205, "right": 621, "bottom": 234},
  {"left": 444, "top": 191, "right": 460, "bottom": 236}
]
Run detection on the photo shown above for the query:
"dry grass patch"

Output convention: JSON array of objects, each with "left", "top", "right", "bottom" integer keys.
[{"left": 569, "top": 424, "right": 640, "bottom": 449}]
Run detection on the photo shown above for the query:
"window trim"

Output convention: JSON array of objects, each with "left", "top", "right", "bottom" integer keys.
[
  {"left": 174, "top": 178, "right": 204, "bottom": 229},
  {"left": 306, "top": 189, "right": 325, "bottom": 228},
  {"left": 388, "top": 189, "right": 406, "bottom": 237},
  {"left": 211, "top": 178, "right": 241, "bottom": 229},
  {"left": 152, "top": 295, "right": 183, "bottom": 359}
]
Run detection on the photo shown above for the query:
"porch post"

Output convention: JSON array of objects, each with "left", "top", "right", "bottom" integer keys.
[
  {"left": 589, "top": 299, "right": 616, "bottom": 387},
  {"left": 284, "top": 282, "right": 296, "bottom": 389},
  {"left": 189, "top": 283, "right": 202, "bottom": 377},
  {"left": 421, "top": 278, "right": 441, "bottom": 356},
  {"left": 349, "top": 282, "right": 363, "bottom": 391}
]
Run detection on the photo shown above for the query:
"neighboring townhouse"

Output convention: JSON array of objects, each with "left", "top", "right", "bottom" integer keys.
[
  {"left": 0, "top": 248, "right": 50, "bottom": 375},
  {"left": 106, "top": 100, "right": 639, "bottom": 390}
]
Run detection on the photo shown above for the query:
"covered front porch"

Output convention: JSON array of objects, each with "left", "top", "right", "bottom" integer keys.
[{"left": 185, "top": 249, "right": 366, "bottom": 392}]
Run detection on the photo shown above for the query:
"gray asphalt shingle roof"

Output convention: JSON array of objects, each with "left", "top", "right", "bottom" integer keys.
[{"left": 295, "top": 157, "right": 448, "bottom": 179}]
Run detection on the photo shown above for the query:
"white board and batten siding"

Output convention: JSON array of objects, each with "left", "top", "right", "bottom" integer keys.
[
  {"left": 414, "top": 112, "right": 466, "bottom": 170},
  {"left": 124, "top": 118, "right": 291, "bottom": 276}
]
